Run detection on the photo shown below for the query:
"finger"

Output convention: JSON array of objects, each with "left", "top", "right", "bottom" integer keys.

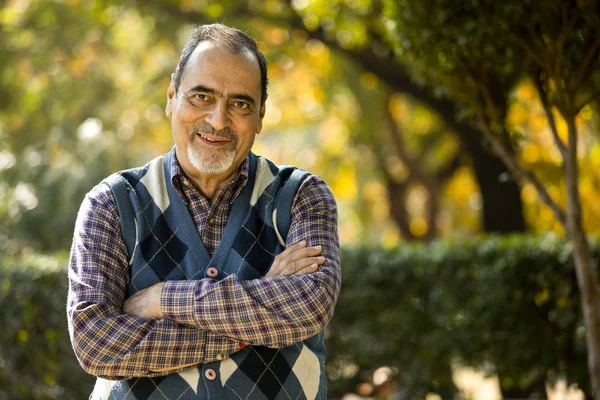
[
  {"left": 272, "top": 241, "right": 307, "bottom": 266},
  {"left": 294, "top": 263, "right": 319, "bottom": 275},
  {"left": 267, "top": 241, "right": 308, "bottom": 277},
  {"left": 281, "top": 256, "right": 326, "bottom": 277},
  {"left": 282, "top": 245, "right": 323, "bottom": 266}
]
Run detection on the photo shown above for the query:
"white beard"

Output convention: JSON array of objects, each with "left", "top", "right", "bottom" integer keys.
[{"left": 187, "top": 141, "right": 236, "bottom": 175}]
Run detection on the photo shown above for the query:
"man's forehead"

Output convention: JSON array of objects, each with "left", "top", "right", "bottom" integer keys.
[{"left": 182, "top": 41, "right": 261, "bottom": 91}]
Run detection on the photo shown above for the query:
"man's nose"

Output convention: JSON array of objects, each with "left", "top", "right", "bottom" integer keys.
[{"left": 204, "top": 100, "right": 231, "bottom": 131}]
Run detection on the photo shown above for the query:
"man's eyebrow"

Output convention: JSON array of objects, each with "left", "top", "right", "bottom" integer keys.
[
  {"left": 230, "top": 93, "right": 256, "bottom": 106},
  {"left": 186, "top": 85, "right": 256, "bottom": 106},
  {"left": 186, "top": 85, "right": 218, "bottom": 95}
]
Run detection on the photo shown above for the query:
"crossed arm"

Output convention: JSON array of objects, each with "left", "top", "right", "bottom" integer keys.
[{"left": 67, "top": 177, "right": 340, "bottom": 380}]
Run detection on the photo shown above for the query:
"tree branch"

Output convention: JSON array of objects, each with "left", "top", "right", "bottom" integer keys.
[
  {"left": 532, "top": 70, "right": 567, "bottom": 157},
  {"left": 574, "top": 35, "right": 600, "bottom": 91},
  {"left": 576, "top": 90, "right": 600, "bottom": 114}
]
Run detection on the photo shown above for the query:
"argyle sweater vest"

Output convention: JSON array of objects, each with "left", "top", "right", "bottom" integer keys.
[{"left": 94, "top": 150, "right": 326, "bottom": 400}]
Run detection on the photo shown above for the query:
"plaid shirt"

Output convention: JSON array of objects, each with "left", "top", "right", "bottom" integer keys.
[{"left": 67, "top": 153, "right": 341, "bottom": 379}]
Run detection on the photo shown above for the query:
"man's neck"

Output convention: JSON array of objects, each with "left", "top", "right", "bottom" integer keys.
[{"left": 188, "top": 171, "right": 238, "bottom": 201}]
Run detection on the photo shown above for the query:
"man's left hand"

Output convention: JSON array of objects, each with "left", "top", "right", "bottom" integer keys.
[{"left": 122, "top": 282, "right": 165, "bottom": 319}]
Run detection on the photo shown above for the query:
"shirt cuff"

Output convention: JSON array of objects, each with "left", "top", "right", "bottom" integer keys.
[{"left": 161, "top": 279, "right": 202, "bottom": 326}]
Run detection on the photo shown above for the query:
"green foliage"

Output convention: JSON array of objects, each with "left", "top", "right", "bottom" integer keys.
[
  {"left": 326, "top": 234, "right": 595, "bottom": 398},
  {"left": 0, "top": 1, "right": 174, "bottom": 253},
  {"left": 0, "top": 252, "right": 94, "bottom": 400},
  {"left": 0, "top": 237, "right": 596, "bottom": 399}
]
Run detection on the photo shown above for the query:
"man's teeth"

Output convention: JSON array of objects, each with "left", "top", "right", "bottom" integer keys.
[{"left": 200, "top": 134, "right": 216, "bottom": 142}]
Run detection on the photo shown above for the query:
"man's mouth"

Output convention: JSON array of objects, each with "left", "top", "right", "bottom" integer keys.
[{"left": 197, "top": 132, "right": 231, "bottom": 144}]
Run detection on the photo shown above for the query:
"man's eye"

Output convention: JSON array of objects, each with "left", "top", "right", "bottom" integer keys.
[
  {"left": 232, "top": 101, "right": 249, "bottom": 109},
  {"left": 194, "top": 94, "right": 210, "bottom": 101}
]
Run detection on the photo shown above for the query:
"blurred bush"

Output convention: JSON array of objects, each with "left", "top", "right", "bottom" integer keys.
[
  {"left": 326, "top": 234, "right": 596, "bottom": 399},
  {"left": 0, "top": 235, "right": 596, "bottom": 399},
  {"left": 0, "top": 252, "right": 94, "bottom": 400}
]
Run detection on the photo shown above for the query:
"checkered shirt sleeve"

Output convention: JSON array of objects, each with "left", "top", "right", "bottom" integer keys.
[
  {"left": 66, "top": 184, "right": 240, "bottom": 380},
  {"left": 161, "top": 175, "right": 341, "bottom": 347}
]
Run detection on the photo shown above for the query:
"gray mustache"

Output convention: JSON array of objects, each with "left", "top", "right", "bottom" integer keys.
[{"left": 192, "top": 123, "right": 237, "bottom": 144}]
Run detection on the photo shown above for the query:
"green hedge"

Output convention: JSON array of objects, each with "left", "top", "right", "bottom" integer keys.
[
  {"left": 0, "top": 235, "right": 596, "bottom": 399},
  {"left": 0, "top": 252, "right": 94, "bottom": 400},
  {"left": 326, "top": 234, "right": 595, "bottom": 399}
]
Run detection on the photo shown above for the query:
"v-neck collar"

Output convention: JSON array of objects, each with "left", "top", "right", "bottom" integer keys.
[{"left": 162, "top": 149, "right": 258, "bottom": 275}]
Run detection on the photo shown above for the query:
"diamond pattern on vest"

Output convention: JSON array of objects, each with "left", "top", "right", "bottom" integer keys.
[
  {"left": 138, "top": 213, "right": 188, "bottom": 281},
  {"left": 108, "top": 373, "right": 199, "bottom": 400},
  {"left": 239, "top": 347, "right": 292, "bottom": 399},
  {"left": 222, "top": 347, "right": 298, "bottom": 400},
  {"left": 129, "top": 375, "right": 166, "bottom": 399},
  {"left": 231, "top": 207, "right": 278, "bottom": 278}
]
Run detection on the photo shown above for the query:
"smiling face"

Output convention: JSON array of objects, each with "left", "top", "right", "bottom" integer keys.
[{"left": 166, "top": 41, "right": 266, "bottom": 182}]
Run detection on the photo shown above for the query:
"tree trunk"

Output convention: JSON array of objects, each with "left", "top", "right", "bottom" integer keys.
[
  {"left": 461, "top": 127, "right": 526, "bottom": 233},
  {"left": 565, "top": 117, "right": 600, "bottom": 399}
]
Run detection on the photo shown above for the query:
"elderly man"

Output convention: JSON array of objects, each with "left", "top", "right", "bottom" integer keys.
[{"left": 67, "top": 24, "right": 340, "bottom": 399}]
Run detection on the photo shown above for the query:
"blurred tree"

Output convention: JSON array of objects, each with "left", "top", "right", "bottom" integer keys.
[
  {"left": 382, "top": 0, "right": 600, "bottom": 397},
  {"left": 0, "top": 1, "right": 176, "bottom": 252}
]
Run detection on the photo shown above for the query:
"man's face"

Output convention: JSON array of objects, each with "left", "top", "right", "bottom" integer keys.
[{"left": 166, "top": 42, "right": 265, "bottom": 179}]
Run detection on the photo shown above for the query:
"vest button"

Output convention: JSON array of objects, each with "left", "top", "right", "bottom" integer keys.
[
  {"left": 207, "top": 267, "right": 219, "bottom": 278},
  {"left": 205, "top": 368, "right": 217, "bottom": 381}
]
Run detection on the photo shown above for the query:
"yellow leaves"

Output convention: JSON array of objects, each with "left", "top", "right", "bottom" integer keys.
[
  {"left": 305, "top": 39, "right": 331, "bottom": 70},
  {"left": 590, "top": 144, "right": 600, "bottom": 168},
  {"left": 389, "top": 93, "right": 407, "bottom": 120},
  {"left": 385, "top": 155, "right": 409, "bottom": 181},
  {"left": 205, "top": 4, "right": 223, "bottom": 18},
  {"left": 522, "top": 144, "right": 540, "bottom": 164},
  {"left": 516, "top": 82, "right": 535, "bottom": 100},
  {"left": 318, "top": 117, "right": 349, "bottom": 156},
  {"left": 521, "top": 184, "right": 538, "bottom": 205},
  {"left": 306, "top": 39, "right": 326, "bottom": 56},
  {"left": 381, "top": 227, "right": 400, "bottom": 249},
  {"left": 17, "top": 329, "right": 29, "bottom": 343},
  {"left": 338, "top": 208, "right": 360, "bottom": 243},
  {"left": 410, "top": 217, "right": 428, "bottom": 237},
  {"left": 556, "top": 297, "right": 569, "bottom": 310},
  {"left": 360, "top": 72, "right": 379, "bottom": 90},
  {"left": 506, "top": 78, "right": 600, "bottom": 236},
  {"left": 534, "top": 288, "right": 549, "bottom": 306},
  {"left": 330, "top": 164, "right": 357, "bottom": 202},
  {"left": 534, "top": 288, "right": 570, "bottom": 310},
  {"left": 363, "top": 181, "right": 386, "bottom": 203},
  {"left": 446, "top": 167, "right": 477, "bottom": 203},
  {"left": 267, "top": 28, "right": 290, "bottom": 45},
  {"left": 579, "top": 104, "right": 593, "bottom": 121}
]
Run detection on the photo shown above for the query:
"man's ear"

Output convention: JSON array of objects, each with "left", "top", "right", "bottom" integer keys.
[
  {"left": 256, "top": 95, "right": 268, "bottom": 135},
  {"left": 166, "top": 79, "right": 176, "bottom": 117}
]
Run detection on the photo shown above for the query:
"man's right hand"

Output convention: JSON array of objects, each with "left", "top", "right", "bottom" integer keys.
[{"left": 265, "top": 240, "right": 325, "bottom": 278}]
